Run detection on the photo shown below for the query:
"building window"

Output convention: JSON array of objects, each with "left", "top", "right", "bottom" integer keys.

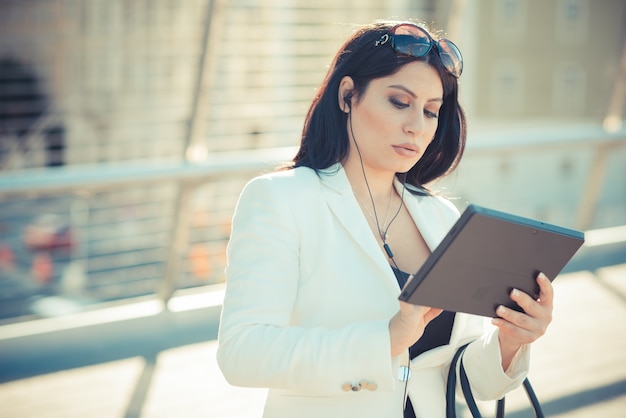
[
  {"left": 555, "top": 0, "right": 589, "bottom": 44},
  {"left": 553, "top": 63, "right": 586, "bottom": 114},
  {"left": 492, "top": 0, "right": 528, "bottom": 42},
  {"left": 490, "top": 60, "right": 525, "bottom": 115}
]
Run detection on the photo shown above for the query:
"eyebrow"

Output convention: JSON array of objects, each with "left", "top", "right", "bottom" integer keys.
[{"left": 388, "top": 84, "right": 443, "bottom": 103}]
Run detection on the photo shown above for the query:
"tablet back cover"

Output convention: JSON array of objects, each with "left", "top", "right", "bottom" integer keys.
[{"left": 398, "top": 205, "right": 585, "bottom": 317}]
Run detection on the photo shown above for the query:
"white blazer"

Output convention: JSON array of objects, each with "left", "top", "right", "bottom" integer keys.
[{"left": 217, "top": 164, "right": 530, "bottom": 418}]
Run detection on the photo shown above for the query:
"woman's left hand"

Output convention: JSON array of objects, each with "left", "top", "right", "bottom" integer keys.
[{"left": 491, "top": 272, "right": 554, "bottom": 370}]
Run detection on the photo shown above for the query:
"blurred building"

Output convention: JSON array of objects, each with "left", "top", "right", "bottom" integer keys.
[
  {"left": 459, "top": 0, "right": 625, "bottom": 122},
  {"left": 0, "top": 0, "right": 433, "bottom": 320},
  {"left": 445, "top": 0, "right": 626, "bottom": 231},
  {"left": 0, "top": 0, "right": 624, "bottom": 321},
  {"left": 1, "top": 0, "right": 624, "bottom": 162},
  {"left": 0, "top": 0, "right": 433, "bottom": 167}
]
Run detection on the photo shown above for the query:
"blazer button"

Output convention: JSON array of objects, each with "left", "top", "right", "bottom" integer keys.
[{"left": 359, "top": 380, "right": 378, "bottom": 391}]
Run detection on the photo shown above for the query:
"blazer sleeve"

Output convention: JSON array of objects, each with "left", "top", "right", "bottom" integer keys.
[
  {"left": 459, "top": 324, "right": 530, "bottom": 401},
  {"left": 216, "top": 175, "right": 398, "bottom": 394}
]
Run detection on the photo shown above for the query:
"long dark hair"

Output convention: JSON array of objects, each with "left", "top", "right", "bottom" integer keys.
[{"left": 290, "top": 20, "right": 467, "bottom": 191}]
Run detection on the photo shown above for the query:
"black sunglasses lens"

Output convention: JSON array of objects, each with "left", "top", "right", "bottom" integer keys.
[
  {"left": 437, "top": 39, "right": 463, "bottom": 77},
  {"left": 384, "top": 24, "right": 463, "bottom": 77},
  {"left": 392, "top": 25, "right": 431, "bottom": 57}
]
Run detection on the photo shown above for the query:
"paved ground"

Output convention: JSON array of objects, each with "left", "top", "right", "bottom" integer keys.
[{"left": 0, "top": 256, "right": 625, "bottom": 417}]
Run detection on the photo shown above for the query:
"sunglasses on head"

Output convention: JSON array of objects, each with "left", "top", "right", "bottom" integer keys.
[{"left": 374, "top": 23, "right": 463, "bottom": 78}]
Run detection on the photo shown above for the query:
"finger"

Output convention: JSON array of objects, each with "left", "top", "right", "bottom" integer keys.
[
  {"left": 495, "top": 304, "right": 538, "bottom": 332},
  {"left": 493, "top": 305, "right": 548, "bottom": 346},
  {"left": 509, "top": 288, "right": 540, "bottom": 319},
  {"left": 399, "top": 300, "right": 425, "bottom": 316},
  {"left": 536, "top": 272, "right": 554, "bottom": 306},
  {"left": 424, "top": 307, "right": 443, "bottom": 324},
  {"left": 492, "top": 315, "right": 536, "bottom": 343}
]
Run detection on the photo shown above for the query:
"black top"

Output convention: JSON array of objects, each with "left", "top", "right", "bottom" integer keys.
[
  {"left": 392, "top": 266, "right": 455, "bottom": 359},
  {"left": 392, "top": 266, "right": 456, "bottom": 418}
]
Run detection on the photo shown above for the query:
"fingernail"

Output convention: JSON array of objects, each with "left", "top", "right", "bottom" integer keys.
[
  {"left": 497, "top": 305, "right": 506, "bottom": 315},
  {"left": 511, "top": 288, "right": 520, "bottom": 297}
]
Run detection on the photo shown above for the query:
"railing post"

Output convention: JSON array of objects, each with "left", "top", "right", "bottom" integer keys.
[
  {"left": 159, "top": 181, "right": 196, "bottom": 304},
  {"left": 576, "top": 143, "right": 611, "bottom": 231},
  {"left": 158, "top": 0, "right": 228, "bottom": 305}
]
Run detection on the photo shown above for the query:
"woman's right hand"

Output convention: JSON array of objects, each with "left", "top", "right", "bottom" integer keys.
[{"left": 389, "top": 302, "right": 443, "bottom": 356}]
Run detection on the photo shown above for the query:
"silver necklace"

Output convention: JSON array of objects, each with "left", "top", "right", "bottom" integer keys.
[
  {"left": 353, "top": 184, "right": 404, "bottom": 263},
  {"left": 354, "top": 188, "right": 394, "bottom": 241}
]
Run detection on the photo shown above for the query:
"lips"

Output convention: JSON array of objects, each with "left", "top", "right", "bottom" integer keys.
[{"left": 392, "top": 144, "right": 419, "bottom": 157}]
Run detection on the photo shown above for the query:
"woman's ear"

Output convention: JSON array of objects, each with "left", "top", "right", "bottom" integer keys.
[{"left": 338, "top": 76, "right": 355, "bottom": 113}]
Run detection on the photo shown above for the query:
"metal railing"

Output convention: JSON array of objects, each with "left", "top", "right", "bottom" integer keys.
[
  {"left": 0, "top": 122, "right": 624, "bottom": 320},
  {"left": 449, "top": 122, "right": 626, "bottom": 230},
  {"left": 0, "top": 146, "right": 295, "bottom": 320}
]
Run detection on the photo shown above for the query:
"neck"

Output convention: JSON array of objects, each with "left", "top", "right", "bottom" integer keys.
[{"left": 342, "top": 158, "right": 397, "bottom": 202}]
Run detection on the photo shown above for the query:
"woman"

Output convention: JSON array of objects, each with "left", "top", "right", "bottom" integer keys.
[{"left": 217, "top": 20, "right": 553, "bottom": 418}]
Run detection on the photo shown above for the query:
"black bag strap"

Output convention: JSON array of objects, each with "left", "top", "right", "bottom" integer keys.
[
  {"left": 445, "top": 342, "right": 470, "bottom": 417},
  {"left": 446, "top": 342, "right": 546, "bottom": 418},
  {"left": 521, "top": 378, "right": 546, "bottom": 418},
  {"left": 459, "top": 359, "right": 483, "bottom": 416}
]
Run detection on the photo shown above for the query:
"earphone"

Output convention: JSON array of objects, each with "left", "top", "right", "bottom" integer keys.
[
  {"left": 345, "top": 91, "right": 406, "bottom": 267},
  {"left": 343, "top": 93, "right": 352, "bottom": 112}
]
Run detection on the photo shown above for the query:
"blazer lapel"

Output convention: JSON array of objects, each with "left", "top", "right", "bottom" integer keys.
[
  {"left": 395, "top": 179, "right": 453, "bottom": 252},
  {"left": 319, "top": 165, "right": 400, "bottom": 292},
  {"left": 317, "top": 167, "right": 458, "bottom": 295}
]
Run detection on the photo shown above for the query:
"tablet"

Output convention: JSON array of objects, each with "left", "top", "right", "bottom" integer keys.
[{"left": 398, "top": 204, "right": 585, "bottom": 317}]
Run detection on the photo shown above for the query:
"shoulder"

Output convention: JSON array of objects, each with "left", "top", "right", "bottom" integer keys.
[
  {"left": 245, "top": 166, "right": 319, "bottom": 189},
  {"left": 425, "top": 194, "right": 460, "bottom": 229},
  {"left": 238, "top": 166, "right": 321, "bottom": 203},
  {"left": 404, "top": 184, "right": 460, "bottom": 218},
  {"left": 232, "top": 167, "right": 325, "bottom": 233},
  {"left": 258, "top": 165, "right": 320, "bottom": 183},
  {"left": 428, "top": 193, "right": 460, "bottom": 218}
]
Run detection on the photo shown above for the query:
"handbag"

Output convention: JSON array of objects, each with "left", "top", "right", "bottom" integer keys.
[{"left": 446, "top": 342, "right": 545, "bottom": 418}]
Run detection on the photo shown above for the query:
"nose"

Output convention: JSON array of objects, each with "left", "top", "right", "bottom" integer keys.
[{"left": 403, "top": 110, "right": 427, "bottom": 138}]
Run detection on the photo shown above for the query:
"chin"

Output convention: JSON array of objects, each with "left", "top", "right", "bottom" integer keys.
[{"left": 395, "top": 160, "right": 419, "bottom": 174}]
